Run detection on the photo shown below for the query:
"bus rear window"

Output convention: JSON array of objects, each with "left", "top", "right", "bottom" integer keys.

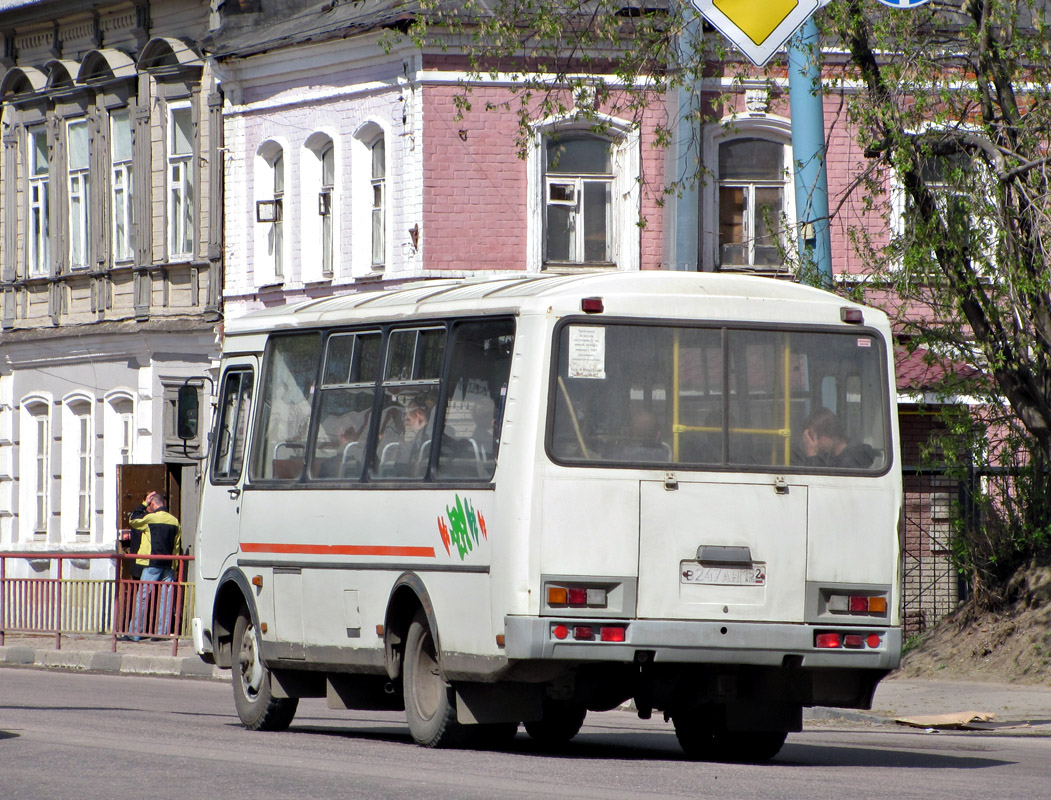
[{"left": 549, "top": 322, "right": 890, "bottom": 472}]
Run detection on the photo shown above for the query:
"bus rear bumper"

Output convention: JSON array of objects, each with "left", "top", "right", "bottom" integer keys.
[{"left": 504, "top": 616, "right": 902, "bottom": 671}]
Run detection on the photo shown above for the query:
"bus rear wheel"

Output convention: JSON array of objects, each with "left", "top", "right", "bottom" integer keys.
[
  {"left": 673, "top": 715, "right": 786, "bottom": 762},
  {"left": 232, "top": 609, "right": 298, "bottom": 731},
  {"left": 403, "top": 610, "right": 463, "bottom": 748}
]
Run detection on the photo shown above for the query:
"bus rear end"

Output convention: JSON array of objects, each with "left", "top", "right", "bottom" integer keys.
[{"left": 505, "top": 292, "right": 901, "bottom": 760}]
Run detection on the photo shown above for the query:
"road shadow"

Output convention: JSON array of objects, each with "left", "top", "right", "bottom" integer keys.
[{"left": 258, "top": 719, "right": 1014, "bottom": 769}]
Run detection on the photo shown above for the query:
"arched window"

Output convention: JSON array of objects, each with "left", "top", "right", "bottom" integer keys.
[
  {"left": 255, "top": 140, "right": 286, "bottom": 283},
  {"left": 544, "top": 134, "right": 614, "bottom": 264},
  {"left": 527, "top": 114, "right": 640, "bottom": 271},
  {"left": 321, "top": 143, "right": 335, "bottom": 275},
  {"left": 62, "top": 397, "right": 94, "bottom": 539},
  {"left": 303, "top": 132, "right": 338, "bottom": 281},
  {"left": 19, "top": 399, "right": 51, "bottom": 540},
  {"left": 370, "top": 135, "right": 385, "bottom": 269},
  {"left": 103, "top": 394, "right": 135, "bottom": 543},
  {"left": 703, "top": 119, "right": 794, "bottom": 272},
  {"left": 717, "top": 137, "right": 786, "bottom": 268},
  {"left": 352, "top": 122, "right": 388, "bottom": 275}
]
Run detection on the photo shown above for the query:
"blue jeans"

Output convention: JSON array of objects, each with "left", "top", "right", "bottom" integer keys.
[{"left": 130, "top": 565, "right": 176, "bottom": 638}]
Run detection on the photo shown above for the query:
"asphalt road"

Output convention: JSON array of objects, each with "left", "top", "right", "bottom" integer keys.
[{"left": 2, "top": 668, "right": 1050, "bottom": 800}]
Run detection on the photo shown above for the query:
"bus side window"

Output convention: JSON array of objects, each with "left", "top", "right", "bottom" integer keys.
[
  {"left": 309, "top": 331, "right": 381, "bottom": 481},
  {"left": 212, "top": 369, "right": 253, "bottom": 482},
  {"left": 371, "top": 327, "right": 445, "bottom": 480},
  {"left": 249, "top": 333, "right": 322, "bottom": 481},
  {"left": 435, "top": 319, "right": 515, "bottom": 481}
]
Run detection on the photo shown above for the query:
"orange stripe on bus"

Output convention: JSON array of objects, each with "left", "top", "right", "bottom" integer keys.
[{"left": 240, "top": 542, "right": 436, "bottom": 558}]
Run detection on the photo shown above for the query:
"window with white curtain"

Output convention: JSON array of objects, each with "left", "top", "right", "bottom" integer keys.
[
  {"left": 544, "top": 134, "right": 614, "bottom": 264},
  {"left": 67, "top": 120, "right": 90, "bottom": 269},
  {"left": 168, "top": 104, "right": 194, "bottom": 258},
  {"left": 717, "top": 137, "right": 787, "bottom": 269},
  {"left": 28, "top": 128, "right": 50, "bottom": 277},
  {"left": 321, "top": 143, "right": 334, "bottom": 276},
  {"left": 370, "top": 136, "right": 385, "bottom": 269},
  {"left": 270, "top": 150, "right": 285, "bottom": 278},
  {"left": 111, "top": 109, "right": 134, "bottom": 262},
  {"left": 75, "top": 409, "right": 93, "bottom": 534}
]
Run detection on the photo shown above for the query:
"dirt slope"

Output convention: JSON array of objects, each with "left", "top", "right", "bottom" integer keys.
[{"left": 897, "top": 567, "right": 1051, "bottom": 684}]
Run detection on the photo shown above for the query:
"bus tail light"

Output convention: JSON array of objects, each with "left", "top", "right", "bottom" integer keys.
[
  {"left": 547, "top": 585, "right": 608, "bottom": 609},
  {"left": 550, "top": 623, "right": 627, "bottom": 643},
  {"left": 816, "top": 632, "right": 841, "bottom": 649},
  {"left": 815, "top": 631, "right": 884, "bottom": 650},
  {"left": 600, "top": 626, "right": 626, "bottom": 642},
  {"left": 828, "top": 593, "right": 888, "bottom": 616}
]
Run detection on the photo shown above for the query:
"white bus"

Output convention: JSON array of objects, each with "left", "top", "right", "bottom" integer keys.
[{"left": 193, "top": 272, "right": 902, "bottom": 761}]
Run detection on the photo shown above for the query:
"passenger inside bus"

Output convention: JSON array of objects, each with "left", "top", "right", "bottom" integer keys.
[
  {"left": 379, "top": 396, "right": 434, "bottom": 477},
  {"left": 610, "top": 409, "right": 670, "bottom": 462},
  {"left": 800, "top": 408, "right": 876, "bottom": 469}
]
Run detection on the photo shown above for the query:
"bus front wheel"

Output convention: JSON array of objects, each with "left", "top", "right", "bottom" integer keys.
[
  {"left": 232, "top": 609, "right": 298, "bottom": 731},
  {"left": 403, "top": 610, "right": 464, "bottom": 747}
]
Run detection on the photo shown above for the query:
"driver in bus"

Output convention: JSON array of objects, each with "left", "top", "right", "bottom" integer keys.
[{"left": 801, "top": 408, "right": 876, "bottom": 469}]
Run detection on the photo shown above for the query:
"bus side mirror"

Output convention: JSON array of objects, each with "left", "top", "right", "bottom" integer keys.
[{"left": 177, "top": 385, "right": 200, "bottom": 440}]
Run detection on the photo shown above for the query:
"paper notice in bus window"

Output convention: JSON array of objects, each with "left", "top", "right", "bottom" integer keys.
[{"left": 568, "top": 326, "right": 606, "bottom": 379}]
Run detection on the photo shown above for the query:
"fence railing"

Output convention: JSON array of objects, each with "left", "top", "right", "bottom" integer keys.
[{"left": 0, "top": 552, "right": 194, "bottom": 656}]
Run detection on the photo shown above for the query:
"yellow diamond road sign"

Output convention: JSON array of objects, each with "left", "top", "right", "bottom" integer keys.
[{"left": 692, "top": 0, "right": 824, "bottom": 67}]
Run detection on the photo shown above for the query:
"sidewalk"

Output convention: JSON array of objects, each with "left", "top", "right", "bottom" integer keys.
[
  {"left": 0, "top": 633, "right": 226, "bottom": 681},
  {"left": 3, "top": 634, "right": 1051, "bottom": 734},
  {"left": 807, "top": 673, "right": 1051, "bottom": 734}
]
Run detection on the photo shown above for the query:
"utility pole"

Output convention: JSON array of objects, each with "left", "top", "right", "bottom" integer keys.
[
  {"left": 787, "top": 16, "right": 833, "bottom": 289},
  {"left": 664, "top": 7, "right": 703, "bottom": 271}
]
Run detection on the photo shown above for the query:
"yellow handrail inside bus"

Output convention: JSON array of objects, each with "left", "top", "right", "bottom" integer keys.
[
  {"left": 672, "top": 329, "right": 681, "bottom": 461},
  {"left": 783, "top": 335, "right": 792, "bottom": 465},
  {"left": 669, "top": 329, "right": 794, "bottom": 465},
  {"left": 557, "top": 376, "right": 592, "bottom": 460}
]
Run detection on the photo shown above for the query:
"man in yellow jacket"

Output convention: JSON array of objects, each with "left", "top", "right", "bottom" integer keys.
[{"left": 126, "top": 490, "right": 182, "bottom": 640}]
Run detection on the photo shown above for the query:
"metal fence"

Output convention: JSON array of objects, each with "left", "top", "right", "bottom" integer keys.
[
  {"left": 0, "top": 552, "right": 194, "bottom": 656},
  {"left": 900, "top": 467, "right": 971, "bottom": 637}
]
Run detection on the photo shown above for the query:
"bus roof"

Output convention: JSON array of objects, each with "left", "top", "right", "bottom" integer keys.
[{"left": 224, "top": 272, "right": 880, "bottom": 337}]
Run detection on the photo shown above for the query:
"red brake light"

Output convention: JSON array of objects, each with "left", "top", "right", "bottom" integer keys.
[
  {"left": 840, "top": 307, "right": 863, "bottom": 324},
  {"left": 581, "top": 297, "right": 604, "bottom": 313},
  {"left": 849, "top": 596, "right": 869, "bottom": 613},
  {"left": 567, "top": 588, "right": 587, "bottom": 606},
  {"left": 816, "top": 632, "right": 841, "bottom": 649},
  {"left": 573, "top": 625, "right": 594, "bottom": 641},
  {"left": 600, "top": 626, "right": 626, "bottom": 642},
  {"left": 843, "top": 634, "right": 864, "bottom": 648}
]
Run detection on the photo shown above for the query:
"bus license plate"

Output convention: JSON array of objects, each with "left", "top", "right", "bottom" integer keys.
[{"left": 680, "top": 563, "right": 766, "bottom": 586}]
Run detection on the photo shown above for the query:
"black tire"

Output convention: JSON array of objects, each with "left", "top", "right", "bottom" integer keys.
[
  {"left": 232, "top": 609, "right": 298, "bottom": 731},
  {"left": 674, "top": 715, "right": 785, "bottom": 762},
  {"left": 523, "top": 698, "right": 586, "bottom": 746},
  {"left": 469, "top": 722, "right": 520, "bottom": 749},
  {"left": 403, "top": 610, "right": 464, "bottom": 747}
]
